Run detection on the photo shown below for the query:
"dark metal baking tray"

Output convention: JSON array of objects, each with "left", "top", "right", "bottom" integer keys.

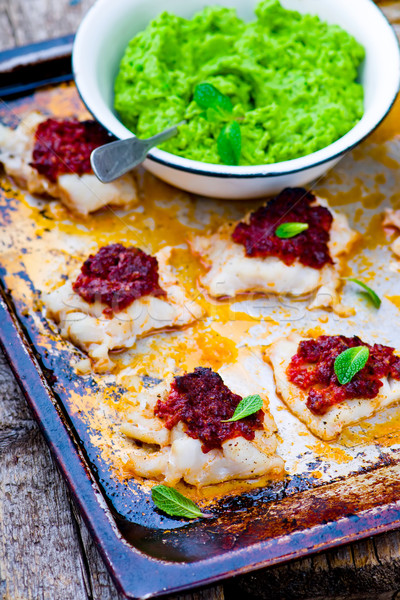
[{"left": 2, "top": 37, "right": 400, "bottom": 600}]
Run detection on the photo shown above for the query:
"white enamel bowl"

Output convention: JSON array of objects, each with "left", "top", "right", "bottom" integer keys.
[{"left": 73, "top": 0, "right": 400, "bottom": 199}]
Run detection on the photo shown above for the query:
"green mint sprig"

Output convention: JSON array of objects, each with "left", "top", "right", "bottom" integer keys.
[
  {"left": 334, "top": 346, "right": 370, "bottom": 385},
  {"left": 217, "top": 121, "right": 241, "bottom": 166},
  {"left": 345, "top": 278, "right": 381, "bottom": 309},
  {"left": 275, "top": 222, "right": 309, "bottom": 239},
  {"left": 222, "top": 394, "right": 263, "bottom": 423},
  {"left": 193, "top": 83, "right": 241, "bottom": 166},
  {"left": 194, "top": 83, "right": 233, "bottom": 116},
  {"left": 152, "top": 485, "right": 213, "bottom": 519}
]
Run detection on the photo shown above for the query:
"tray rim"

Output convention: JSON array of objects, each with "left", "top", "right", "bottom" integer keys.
[{"left": 3, "top": 36, "right": 400, "bottom": 600}]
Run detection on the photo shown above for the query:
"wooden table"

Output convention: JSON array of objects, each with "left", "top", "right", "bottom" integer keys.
[{"left": 2, "top": 1, "right": 400, "bottom": 599}]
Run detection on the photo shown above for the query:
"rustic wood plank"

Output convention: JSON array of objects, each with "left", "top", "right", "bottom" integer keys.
[
  {"left": 0, "top": 0, "right": 15, "bottom": 51},
  {"left": 177, "top": 587, "right": 226, "bottom": 600},
  {"left": 68, "top": 494, "right": 126, "bottom": 600},
  {"left": 2, "top": 0, "right": 96, "bottom": 48},
  {"left": 224, "top": 532, "right": 400, "bottom": 600}
]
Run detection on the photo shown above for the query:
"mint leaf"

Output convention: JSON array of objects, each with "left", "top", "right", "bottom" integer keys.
[
  {"left": 346, "top": 278, "right": 381, "bottom": 309},
  {"left": 222, "top": 394, "right": 263, "bottom": 422},
  {"left": 334, "top": 346, "right": 370, "bottom": 385},
  {"left": 217, "top": 121, "right": 241, "bottom": 166},
  {"left": 275, "top": 222, "right": 309, "bottom": 239},
  {"left": 194, "top": 84, "right": 240, "bottom": 162},
  {"left": 152, "top": 485, "right": 212, "bottom": 519},
  {"left": 194, "top": 83, "right": 233, "bottom": 115}
]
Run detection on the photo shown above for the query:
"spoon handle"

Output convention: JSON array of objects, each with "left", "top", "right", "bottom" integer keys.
[{"left": 90, "top": 122, "right": 184, "bottom": 183}]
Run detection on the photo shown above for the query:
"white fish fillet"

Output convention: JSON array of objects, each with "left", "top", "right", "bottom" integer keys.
[
  {"left": 121, "top": 373, "right": 284, "bottom": 488},
  {"left": 266, "top": 335, "right": 400, "bottom": 440},
  {"left": 0, "top": 112, "right": 138, "bottom": 216},
  {"left": 190, "top": 197, "right": 358, "bottom": 315},
  {"left": 43, "top": 247, "right": 203, "bottom": 372}
]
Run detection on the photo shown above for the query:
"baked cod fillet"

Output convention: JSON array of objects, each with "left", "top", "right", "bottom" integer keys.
[
  {"left": 121, "top": 368, "right": 284, "bottom": 488},
  {"left": 44, "top": 245, "right": 203, "bottom": 372},
  {"left": 190, "top": 188, "right": 358, "bottom": 315},
  {"left": 0, "top": 112, "right": 138, "bottom": 216},
  {"left": 266, "top": 334, "right": 400, "bottom": 440}
]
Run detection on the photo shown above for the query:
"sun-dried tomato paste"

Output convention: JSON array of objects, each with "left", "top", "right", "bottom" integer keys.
[
  {"left": 232, "top": 188, "right": 333, "bottom": 269},
  {"left": 30, "top": 118, "right": 112, "bottom": 182},
  {"left": 287, "top": 335, "right": 400, "bottom": 416},
  {"left": 155, "top": 367, "right": 264, "bottom": 453},
  {"left": 72, "top": 243, "right": 165, "bottom": 315}
]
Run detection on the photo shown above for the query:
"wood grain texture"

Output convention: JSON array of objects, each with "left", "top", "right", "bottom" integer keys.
[
  {"left": 0, "top": 0, "right": 96, "bottom": 49},
  {"left": 0, "top": 1, "right": 14, "bottom": 52},
  {"left": 2, "top": 1, "right": 400, "bottom": 599},
  {"left": 225, "top": 533, "right": 400, "bottom": 600}
]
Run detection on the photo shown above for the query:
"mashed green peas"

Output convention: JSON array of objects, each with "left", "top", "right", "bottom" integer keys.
[{"left": 114, "top": 0, "right": 365, "bottom": 166}]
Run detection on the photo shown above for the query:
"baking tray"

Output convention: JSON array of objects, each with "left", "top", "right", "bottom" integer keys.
[{"left": 3, "top": 35, "right": 400, "bottom": 600}]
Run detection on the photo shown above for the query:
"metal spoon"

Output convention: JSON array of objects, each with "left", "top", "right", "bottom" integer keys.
[{"left": 90, "top": 121, "right": 185, "bottom": 183}]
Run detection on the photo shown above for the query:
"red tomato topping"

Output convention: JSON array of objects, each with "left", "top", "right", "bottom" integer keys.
[
  {"left": 231, "top": 187, "right": 333, "bottom": 269},
  {"left": 30, "top": 118, "right": 112, "bottom": 182},
  {"left": 287, "top": 335, "right": 400, "bottom": 415},
  {"left": 155, "top": 367, "right": 264, "bottom": 453},
  {"left": 72, "top": 243, "right": 166, "bottom": 315}
]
